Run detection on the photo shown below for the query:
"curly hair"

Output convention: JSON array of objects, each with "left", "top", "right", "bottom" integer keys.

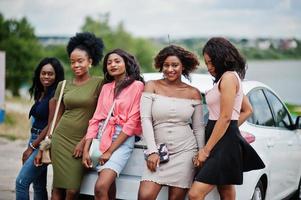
[
  {"left": 103, "top": 49, "right": 144, "bottom": 97},
  {"left": 66, "top": 32, "right": 104, "bottom": 66},
  {"left": 202, "top": 37, "right": 246, "bottom": 83},
  {"left": 29, "top": 57, "right": 65, "bottom": 101},
  {"left": 154, "top": 45, "right": 199, "bottom": 80}
]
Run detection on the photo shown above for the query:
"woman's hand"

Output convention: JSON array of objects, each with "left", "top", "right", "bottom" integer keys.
[
  {"left": 82, "top": 150, "right": 92, "bottom": 168},
  {"left": 194, "top": 148, "right": 210, "bottom": 167},
  {"left": 73, "top": 140, "right": 85, "bottom": 158},
  {"left": 147, "top": 153, "right": 160, "bottom": 172},
  {"left": 22, "top": 147, "right": 34, "bottom": 164},
  {"left": 34, "top": 150, "right": 43, "bottom": 167},
  {"left": 99, "top": 151, "right": 112, "bottom": 165}
]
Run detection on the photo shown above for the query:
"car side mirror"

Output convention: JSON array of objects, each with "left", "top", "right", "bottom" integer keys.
[{"left": 295, "top": 116, "right": 301, "bottom": 129}]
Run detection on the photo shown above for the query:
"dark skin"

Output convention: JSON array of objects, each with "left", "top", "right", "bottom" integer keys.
[
  {"left": 34, "top": 98, "right": 64, "bottom": 166},
  {"left": 23, "top": 64, "right": 56, "bottom": 164},
  {"left": 138, "top": 55, "right": 201, "bottom": 200},
  {"left": 82, "top": 53, "right": 130, "bottom": 200},
  {"left": 189, "top": 53, "right": 253, "bottom": 200}
]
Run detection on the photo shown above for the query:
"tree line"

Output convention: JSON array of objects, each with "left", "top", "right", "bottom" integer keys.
[
  {"left": 0, "top": 13, "right": 159, "bottom": 96},
  {"left": 1, "top": 13, "right": 301, "bottom": 96}
]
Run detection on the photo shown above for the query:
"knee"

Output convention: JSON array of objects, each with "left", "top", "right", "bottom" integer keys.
[
  {"left": 66, "top": 189, "right": 78, "bottom": 197},
  {"left": 15, "top": 176, "right": 29, "bottom": 190},
  {"left": 188, "top": 188, "right": 203, "bottom": 200},
  {"left": 138, "top": 187, "right": 153, "bottom": 200},
  {"left": 94, "top": 182, "right": 109, "bottom": 197},
  {"left": 218, "top": 185, "right": 235, "bottom": 200},
  {"left": 138, "top": 192, "right": 152, "bottom": 200}
]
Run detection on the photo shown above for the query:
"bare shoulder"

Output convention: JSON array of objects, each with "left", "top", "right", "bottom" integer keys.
[
  {"left": 144, "top": 80, "right": 157, "bottom": 93},
  {"left": 186, "top": 84, "right": 202, "bottom": 100},
  {"left": 220, "top": 72, "right": 239, "bottom": 86}
]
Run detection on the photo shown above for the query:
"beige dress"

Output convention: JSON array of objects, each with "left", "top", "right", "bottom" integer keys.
[{"left": 140, "top": 92, "right": 205, "bottom": 188}]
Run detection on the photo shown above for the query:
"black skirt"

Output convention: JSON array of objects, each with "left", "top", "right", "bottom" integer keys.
[{"left": 194, "top": 120, "right": 265, "bottom": 185}]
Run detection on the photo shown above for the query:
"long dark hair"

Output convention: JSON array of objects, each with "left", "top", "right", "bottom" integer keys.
[
  {"left": 203, "top": 37, "right": 246, "bottom": 83},
  {"left": 102, "top": 49, "right": 144, "bottom": 97},
  {"left": 29, "top": 57, "right": 65, "bottom": 101}
]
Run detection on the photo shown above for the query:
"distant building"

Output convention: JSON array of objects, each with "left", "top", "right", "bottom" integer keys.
[
  {"left": 279, "top": 39, "right": 298, "bottom": 50},
  {"left": 38, "top": 36, "right": 70, "bottom": 46},
  {"left": 257, "top": 39, "right": 272, "bottom": 50}
]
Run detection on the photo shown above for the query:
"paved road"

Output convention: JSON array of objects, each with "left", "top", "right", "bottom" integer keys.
[{"left": 0, "top": 138, "right": 53, "bottom": 200}]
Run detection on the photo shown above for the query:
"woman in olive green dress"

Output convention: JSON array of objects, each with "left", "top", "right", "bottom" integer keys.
[{"left": 51, "top": 32, "right": 104, "bottom": 199}]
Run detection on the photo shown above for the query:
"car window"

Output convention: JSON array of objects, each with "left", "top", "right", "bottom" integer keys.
[
  {"left": 248, "top": 89, "right": 275, "bottom": 127},
  {"left": 264, "top": 89, "right": 292, "bottom": 129}
]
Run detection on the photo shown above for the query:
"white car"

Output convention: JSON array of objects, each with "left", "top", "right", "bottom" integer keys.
[{"left": 80, "top": 73, "right": 301, "bottom": 200}]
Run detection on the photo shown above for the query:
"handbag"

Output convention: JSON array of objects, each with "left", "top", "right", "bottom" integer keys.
[
  {"left": 89, "top": 100, "right": 116, "bottom": 168},
  {"left": 144, "top": 143, "right": 169, "bottom": 164},
  {"left": 40, "top": 80, "right": 66, "bottom": 164}
]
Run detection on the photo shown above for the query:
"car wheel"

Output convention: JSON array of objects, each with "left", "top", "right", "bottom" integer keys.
[{"left": 251, "top": 180, "right": 265, "bottom": 200}]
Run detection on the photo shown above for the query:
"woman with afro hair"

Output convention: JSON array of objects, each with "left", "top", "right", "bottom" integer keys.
[
  {"left": 36, "top": 32, "right": 105, "bottom": 199},
  {"left": 138, "top": 45, "right": 205, "bottom": 200}
]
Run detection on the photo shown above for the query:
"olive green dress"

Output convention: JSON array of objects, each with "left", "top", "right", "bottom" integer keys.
[{"left": 51, "top": 77, "right": 102, "bottom": 189}]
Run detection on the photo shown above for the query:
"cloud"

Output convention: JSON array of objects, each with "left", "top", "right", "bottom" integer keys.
[{"left": 0, "top": 0, "right": 300, "bottom": 38}]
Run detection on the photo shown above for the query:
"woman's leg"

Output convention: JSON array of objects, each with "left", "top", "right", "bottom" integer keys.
[
  {"left": 15, "top": 148, "right": 48, "bottom": 200},
  {"left": 188, "top": 181, "right": 215, "bottom": 200},
  {"left": 168, "top": 186, "right": 188, "bottom": 200},
  {"left": 217, "top": 185, "right": 235, "bottom": 200},
  {"left": 65, "top": 189, "right": 79, "bottom": 200},
  {"left": 32, "top": 163, "right": 48, "bottom": 200},
  {"left": 108, "top": 180, "right": 116, "bottom": 200},
  {"left": 51, "top": 187, "right": 65, "bottom": 200},
  {"left": 94, "top": 169, "right": 117, "bottom": 200},
  {"left": 138, "top": 180, "right": 162, "bottom": 200}
]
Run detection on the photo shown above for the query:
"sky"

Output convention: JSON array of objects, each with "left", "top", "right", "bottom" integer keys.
[{"left": 0, "top": 0, "right": 301, "bottom": 39}]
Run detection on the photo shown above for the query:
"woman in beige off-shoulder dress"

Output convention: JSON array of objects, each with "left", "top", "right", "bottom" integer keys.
[{"left": 138, "top": 45, "right": 205, "bottom": 200}]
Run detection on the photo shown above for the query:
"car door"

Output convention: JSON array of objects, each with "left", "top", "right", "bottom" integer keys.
[
  {"left": 263, "top": 89, "right": 301, "bottom": 197},
  {"left": 247, "top": 88, "right": 286, "bottom": 199}
]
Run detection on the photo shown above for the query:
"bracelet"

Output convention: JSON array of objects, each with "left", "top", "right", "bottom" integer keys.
[{"left": 29, "top": 142, "right": 37, "bottom": 150}]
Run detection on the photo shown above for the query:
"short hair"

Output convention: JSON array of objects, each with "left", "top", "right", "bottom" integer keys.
[
  {"left": 29, "top": 57, "right": 65, "bottom": 101},
  {"left": 103, "top": 49, "right": 144, "bottom": 97},
  {"left": 202, "top": 37, "right": 246, "bottom": 83},
  {"left": 154, "top": 45, "right": 199, "bottom": 80},
  {"left": 66, "top": 32, "right": 104, "bottom": 66}
]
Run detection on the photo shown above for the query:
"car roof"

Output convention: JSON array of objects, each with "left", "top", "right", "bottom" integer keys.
[{"left": 142, "top": 72, "right": 275, "bottom": 95}]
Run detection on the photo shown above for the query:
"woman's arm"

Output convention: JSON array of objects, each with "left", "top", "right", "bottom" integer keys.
[
  {"left": 140, "top": 81, "right": 160, "bottom": 172},
  {"left": 34, "top": 97, "right": 64, "bottom": 166},
  {"left": 99, "top": 132, "right": 129, "bottom": 165},
  {"left": 82, "top": 138, "right": 93, "bottom": 168},
  {"left": 191, "top": 88, "right": 205, "bottom": 149},
  {"left": 197, "top": 73, "right": 238, "bottom": 162},
  {"left": 100, "top": 82, "right": 144, "bottom": 164},
  {"left": 238, "top": 95, "right": 253, "bottom": 126}
]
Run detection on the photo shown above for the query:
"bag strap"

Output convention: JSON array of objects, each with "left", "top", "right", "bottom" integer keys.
[
  {"left": 98, "top": 100, "right": 116, "bottom": 136},
  {"left": 48, "top": 80, "right": 66, "bottom": 137}
]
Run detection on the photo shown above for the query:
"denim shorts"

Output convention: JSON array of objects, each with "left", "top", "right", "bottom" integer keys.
[{"left": 95, "top": 125, "right": 135, "bottom": 176}]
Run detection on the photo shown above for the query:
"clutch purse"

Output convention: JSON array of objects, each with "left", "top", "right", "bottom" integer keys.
[{"left": 144, "top": 143, "right": 169, "bottom": 164}]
